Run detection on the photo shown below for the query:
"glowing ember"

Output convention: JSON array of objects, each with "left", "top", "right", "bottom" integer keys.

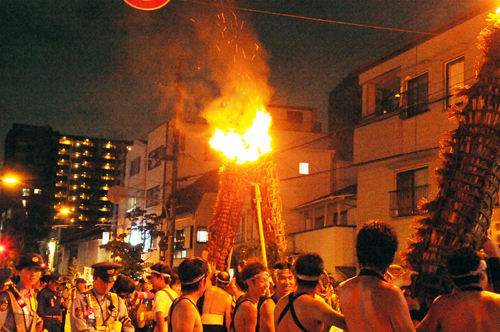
[{"left": 210, "top": 109, "right": 272, "bottom": 163}]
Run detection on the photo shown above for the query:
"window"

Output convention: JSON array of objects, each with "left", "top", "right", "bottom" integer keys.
[
  {"left": 197, "top": 227, "right": 208, "bottom": 243},
  {"left": 299, "top": 162, "right": 309, "bottom": 175},
  {"left": 390, "top": 167, "right": 429, "bottom": 217},
  {"left": 146, "top": 185, "right": 161, "bottom": 207},
  {"left": 402, "top": 73, "right": 428, "bottom": 119},
  {"left": 130, "top": 157, "right": 141, "bottom": 176},
  {"left": 148, "top": 146, "right": 165, "bottom": 170},
  {"left": 287, "top": 111, "right": 303, "bottom": 123},
  {"left": 446, "top": 57, "right": 465, "bottom": 108},
  {"left": 174, "top": 227, "right": 193, "bottom": 250}
]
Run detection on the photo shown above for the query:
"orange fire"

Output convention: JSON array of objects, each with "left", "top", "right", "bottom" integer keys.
[{"left": 210, "top": 108, "right": 272, "bottom": 163}]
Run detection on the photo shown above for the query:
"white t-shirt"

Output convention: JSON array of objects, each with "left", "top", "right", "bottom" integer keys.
[{"left": 152, "top": 287, "right": 178, "bottom": 331}]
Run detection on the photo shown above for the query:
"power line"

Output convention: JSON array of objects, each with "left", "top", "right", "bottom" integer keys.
[{"left": 180, "top": 0, "right": 439, "bottom": 36}]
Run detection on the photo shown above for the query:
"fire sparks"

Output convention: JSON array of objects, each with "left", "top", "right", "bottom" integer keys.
[{"left": 210, "top": 109, "right": 272, "bottom": 163}]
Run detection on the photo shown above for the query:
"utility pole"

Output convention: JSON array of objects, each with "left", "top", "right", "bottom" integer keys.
[{"left": 164, "top": 59, "right": 183, "bottom": 266}]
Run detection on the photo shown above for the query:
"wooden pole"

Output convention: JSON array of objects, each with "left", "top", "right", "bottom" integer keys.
[{"left": 251, "top": 182, "right": 267, "bottom": 267}]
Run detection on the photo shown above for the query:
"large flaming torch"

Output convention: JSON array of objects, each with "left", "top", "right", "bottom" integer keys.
[
  {"left": 206, "top": 109, "right": 286, "bottom": 271},
  {"left": 406, "top": 8, "right": 500, "bottom": 310}
]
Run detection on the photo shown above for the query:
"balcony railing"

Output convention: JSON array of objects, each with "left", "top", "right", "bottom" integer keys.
[{"left": 389, "top": 185, "right": 428, "bottom": 218}]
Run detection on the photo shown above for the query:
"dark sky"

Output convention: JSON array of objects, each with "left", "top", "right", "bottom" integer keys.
[{"left": 0, "top": 0, "right": 496, "bottom": 167}]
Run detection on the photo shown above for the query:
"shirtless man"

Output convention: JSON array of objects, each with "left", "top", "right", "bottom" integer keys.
[
  {"left": 274, "top": 253, "right": 347, "bottom": 332},
  {"left": 169, "top": 257, "right": 209, "bottom": 332},
  {"left": 337, "top": 220, "right": 415, "bottom": 332},
  {"left": 416, "top": 246, "right": 500, "bottom": 332},
  {"left": 231, "top": 261, "right": 270, "bottom": 332},
  {"left": 201, "top": 271, "right": 233, "bottom": 331},
  {"left": 258, "top": 261, "right": 295, "bottom": 332}
]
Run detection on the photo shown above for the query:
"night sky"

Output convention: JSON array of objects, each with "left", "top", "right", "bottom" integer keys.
[{"left": 0, "top": 0, "right": 496, "bottom": 167}]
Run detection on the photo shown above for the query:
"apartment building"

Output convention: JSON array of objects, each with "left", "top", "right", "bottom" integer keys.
[{"left": 353, "top": 5, "right": 500, "bottom": 261}]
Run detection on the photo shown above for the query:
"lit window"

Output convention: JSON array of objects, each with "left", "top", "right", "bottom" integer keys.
[
  {"left": 56, "top": 181, "right": 64, "bottom": 187},
  {"left": 76, "top": 142, "right": 80, "bottom": 147},
  {"left": 127, "top": 146, "right": 132, "bottom": 151},
  {"left": 102, "top": 232, "right": 109, "bottom": 245},
  {"left": 59, "top": 137, "right": 71, "bottom": 145},
  {"left": 99, "top": 217, "right": 107, "bottom": 222},
  {"left": 73, "top": 164, "right": 79, "bottom": 169},
  {"left": 99, "top": 206, "right": 110, "bottom": 212},
  {"left": 101, "top": 185, "right": 109, "bottom": 191},
  {"left": 73, "top": 174, "right": 79, "bottom": 179},
  {"left": 34, "top": 189, "right": 41, "bottom": 194},
  {"left": 100, "top": 196, "right": 109, "bottom": 201},
  {"left": 22, "top": 188, "right": 30, "bottom": 196},
  {"left": 74, "top": 153, "right": 80, "bottom": 158},
  {"left": 299, "top": 163, "right": 309, "bottom": 175},
  {"left": 129, "top": 227, "right": 141, "bottom": 246},
  {"left": 446, "top": 57, "right": 465, "bottom": 108},
  {"left": 70, "top": 196, "right": 77, "bottom": 201},
  {"left": 197, "top": 228, "right": 208, "bottom": 243},
  {"left": 59, "top": 149, "right": 67, "bottom": 155},
  {"left": 105, "top": 142, "right": 116, "bottom": 149},
  {"left": 22, "top": 200, "right": 27, "bottom": 207}
]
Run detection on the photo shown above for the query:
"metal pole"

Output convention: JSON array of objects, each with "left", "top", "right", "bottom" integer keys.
[{"left": 251, "top": 183, "right": 267, "bottom": 267}]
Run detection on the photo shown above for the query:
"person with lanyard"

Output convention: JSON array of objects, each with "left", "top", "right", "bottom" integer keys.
[
  {"left": 274, "top": 254, "right": 346, "bottom": 332},
  {"left": 37, "top": 272, "right": 64, "bottom": 332},
  {"left": 230, "top": 260, "right": 270, "bottom": 332},
  {"left": 168, "top": 257, "right": 209, "bottom": 332},
  {"left": 199, "top": 270, "right": 232, "bottom": 332},
  {"left": 257, "top": 261, "right": 295, "bottom": 332},
  {"left": 0, "top": 253, "right": 46, "bottom": 332},
  {"left": 416, "top": 245, "right": 500, "bottom": 332},
  {"left": 149, "top": 263, "right": 178, "bottom": 332},
  {"left": 68, "top": 262, "right": 133, "bottom": 332},
  {"left": 337, "top": 220, "right": 416, "bottom": 331}
]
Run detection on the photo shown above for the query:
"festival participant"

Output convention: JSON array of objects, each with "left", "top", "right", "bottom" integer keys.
[
  {"left": 258, "top": 261, "right": 295, "bottom": 332},
  {"left": 37, "top": 272, "right": 64, "bottom": 332},
  {"left": 231, "top": 261, "right": 270, "bottom": 332},
  {"left": 168, "top": 257, "right": 209, "bottom": 332},
  {"left": 416, "top": 246, "right": 500, "bottom": 332},
  {"left": 337, "top": 220, "right": 415, "bottom": 331},
  {"left": 0, "top": 253, "right": 45, "bottom": 332},
  {"left": 274, "top": 253, "right": 346, "bottom": 332},
  {"left": 68, "top": 262, "right": 133, "bottom": 332},
  {"left": 150, "top": 262, "right": 178, "bottom": 332},
  {"left": 200, "top": 271, "right": 233, "bottom": 332}
]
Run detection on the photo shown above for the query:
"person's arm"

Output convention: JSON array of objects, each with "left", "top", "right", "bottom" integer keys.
[
  {"left": 36, "top": 291, "right": 45, "bottom": 317},
  {"left": 259, "top": 298, "right": 276, "bottom": 332},
  {"left": 153, "top": 291, "right": 168, "bottom": 332},
  {"left": 316, "top": 299, "right": 348, "bottom": 331},
  {"left": 387, "top": 288, "right": 416, "bottom": 332},
  {"left": 225, "top": 294, "right": 233, "bottom": 331},
  {"left": 415, "top": 297, "right": 443, "bottom": 332},
  {"left": 483, "top": 234, "right": 500, "bottom": 293},
  {"left": 117, "top": 296, "right": 134, "bottom": 332}
]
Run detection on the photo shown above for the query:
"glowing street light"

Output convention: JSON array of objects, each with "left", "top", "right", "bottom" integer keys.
[{"left": 1, "top": 177, "right": 19, "bottom": 185}]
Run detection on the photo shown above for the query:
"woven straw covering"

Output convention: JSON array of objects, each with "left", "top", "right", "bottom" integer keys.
[{"left": 405, "top": 12, "right": 500, "bottom": 310}]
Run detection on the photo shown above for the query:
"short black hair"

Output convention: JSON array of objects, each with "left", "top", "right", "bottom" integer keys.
[
  {"left": 447, "top": 247, "right": 483, "bottom": 287},
  {"left": 237, "top": 261, "right": 267, "bottom": 291},
  {"left": 112, "top": 275, "right": 136, "bottom": 297},
  {"left": 178, "top": 258, "right": 209, "bottom": 293},
  {"left": 150, "top": 262, "right": 173, "bottom": 284},
  {"left": 294, "top": 253, "right": 324, "bottom": 288},
  {"left": 356, "top": 220, "right": 398, "bottom": 272}
]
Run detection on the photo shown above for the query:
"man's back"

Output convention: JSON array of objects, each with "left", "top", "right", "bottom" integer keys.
[
  {"left": 416, "top": 290, "right": 500, "bottom": 332},
  {"left": 338, "top": 275, "right": 415, "bottom": 332},
  {"left": 201, "top": 286, "right": 232, "bottom": 328},
  {"left": 274, "top": 292, "right": 346, "bottom": 332}
]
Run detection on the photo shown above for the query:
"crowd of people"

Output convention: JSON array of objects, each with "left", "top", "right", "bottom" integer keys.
[{"left": 0, "top": 220, "right": 499, "bottom": 332}]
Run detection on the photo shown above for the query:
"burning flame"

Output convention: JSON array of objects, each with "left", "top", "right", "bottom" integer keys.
[{"left": 210, "top": 109, "right": 272, "bottom": 163}]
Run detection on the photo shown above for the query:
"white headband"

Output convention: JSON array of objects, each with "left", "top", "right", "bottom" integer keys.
[
  {"left": 245, "top": 271, "right": 270, "bottom": 283},
  {"left": 181, "top": 273, "right": 206, "bottom": 285},
  {"left": 296, "top": 274, "right": 320, "bottom": 281},
  {"left": 449, "top": 260, "right": 487, "bottom": 278},
  {"left": 149, "top": 269, "right": 171, "bottom": 279},
  {"left": 273, "top": 268, "right": 292, "bottom": 280}
]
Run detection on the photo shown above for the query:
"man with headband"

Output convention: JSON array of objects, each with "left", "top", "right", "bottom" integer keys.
[
  {"left": 416, "top": 245, "right": 500, "bottom": 331},
  {"left": 274, "top": 253, "right": 346, "bottom": 332},
  {"left": 69, "top": 261, "right": 133, "bottom": 332},
  {"left": 258, "top": 261, "right": 295, "bottom": 332},
  {"left": 338, "top": 220, "right": 415, "bottom": 331},
  {"left": 150, "top": 262, "right": 178, "bottom": 332},
  {"left": 231, "top": 261, "right": 270, "bottom": 332},
  {"left": 168, "top": 257, "right": 209, "bottom": 332}
]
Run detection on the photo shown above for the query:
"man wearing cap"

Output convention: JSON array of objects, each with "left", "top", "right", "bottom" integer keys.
[
  {"left": 168, "top": 257, "right": 209, "bottom": 332},
  {"left": 37, "top": 272, "right": 64, "bottom": 332},
  {"left": 416, "top": 246, "right": 500, "bottom": 331},
  {"left": 274, "top": 253, "right": 347, "bottom": 332},
  {"left": 68, "top": 262, "right": 133, "bottom": 332},
  {"left": 200, "top": 270, "right": 232, "bottom": 332},
  {"left": 149, "top": 263, "right": 177, "bottom": 332},
  {"left": 0, "top": 253, "right": 46, "bottom": 332}
]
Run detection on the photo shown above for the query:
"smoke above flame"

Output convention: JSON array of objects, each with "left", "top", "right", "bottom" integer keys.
[{"left": 197, "top": 2, "right": 274, "bottom": 163}]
